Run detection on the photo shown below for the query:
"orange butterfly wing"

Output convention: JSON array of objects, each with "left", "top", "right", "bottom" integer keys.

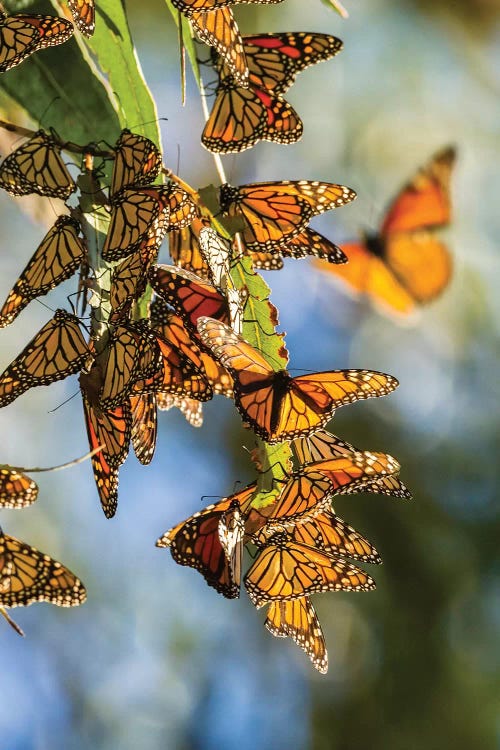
[
  {"left": 130, "top": 392, "right": 157, "bottom": 466},
  {"left": 0, "top": 14, "right": 74, "bottom": 72},
  {"left": 265, "top": 596, "right": 328, "bottom": 673},
  {"left": 191, "top": 8, "right": 248, "bottom": 86},
  {"left": 0, "top": 469, "right": 38, "bottom": 509},
  {"left": 67, "top": 0, "right": 95, "bottom": 37},
  {"left": 0, "top": 130, "right": 75, "bottom": 199},
  {"left": 292, "top": 510, "right": 381, "bottom": 563}
]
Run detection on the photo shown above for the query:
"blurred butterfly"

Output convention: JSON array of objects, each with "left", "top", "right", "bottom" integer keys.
[
  {"left": 110, "top": 129, "right": 162, "bottom": 200},
  {"left": 244, "top": 530, "right": 375, "bottom": 609},
  {"left": 0, "top": 468, "right": 38, "bottom": 509},
  {"left": 197, "top": 317, "right": 398, "bottom": 443},
  {"left": 202, "top": 32, "right": 342, "bottom": 153},
  {"left": 219, "top": 180, "right": 356, "bottom": 252},
  {"left": 294, "top": 430, "right": 413, "bottom": 499},
  {"left": 81, "top": 391, "right": 131, "bottom": 518},
  {"left": 156, "top": 483, "right": 257, "bottom": 599},
  {"left": 0, "top": 310, "right": 89, "bottom": 408},
  {"left": 190, "top": 8, "right": 248, "bottom": 87},
  {"left": 265, "top": 596, "right": 328, "bottom": 674},
  {"left": 0, "top": 12, "right": 74, "bottom": 72},
  {"left": 0, "top": 216, "right": 86, "bottom": 328},
  {"left": 249, "top": 450, "right": 400, "bottom": 536},
  {"left": 313, "top": 146, "right": 456, "bottom": 316},
  {"left": 103, "top": 185, "right": 195, "bottom": 262},
  {"left": 130, "top": 392, "right": 157, "bottom": 466},
  {"left": 67, "top": 0, "right": 95, "bottom": 37},
  {"left": 170, "top": 0, "right": 285, "bottom": 16},
  {"left": 0, "top": 130, "right": 75, "bottom": 199},
  {"left": 0, "top": 527, "right": 86, "bottom": 608}
]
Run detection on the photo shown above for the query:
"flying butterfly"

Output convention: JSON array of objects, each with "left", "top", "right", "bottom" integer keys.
[
  {"left": 294, "top": 430, "right": 413, "bottom": 499},
  {"left": 313, "top": 147, "right": 456, "bottom": 316},
  {"left": 0, "top": 527, "right": 86, "bottom": 608},
  {"left": 130, "top": 392, "right": 157, "bottom": 466},
  {"left": 244, "top": 531, "right": 375, "bottom": 609},
  {"left": 81, "top": 391, "right": 131, "bottom": 518},
  {"left": 0, "top": 216, "right": 86, "bottom": 328},
  {"left": 197, "top": 317, "right": 398, "bottom": 443},
  {"left": 0, "top": 310, "right": 89, "bottom": 408},
  {"left": 67, "top": 0, "right": 95, "bottom": 37},
  {"left": 156, "top": 483, "right": 257, "bottom": 599},
  {"left": 190, "top": 8, "right": 248, "bottom": 87},
  {"left": 0, "top": 12, "right": 74, "bottom": 72},
  {"left": 0, "top": 130, "right": 75, "bottom": 199},
  {"left": 110, "top": 129, "right": 162, "bottom": 199},
  {"left": 218, "top": 180, "right": 356, "bottom": 252},
  {"left": 0, "top": 468, "right": 38, "bottom": 509},
  {"left": 265, "top": 596, "right": 328, "bottom": 674}
]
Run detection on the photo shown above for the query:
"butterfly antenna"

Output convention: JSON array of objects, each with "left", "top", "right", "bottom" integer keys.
[
  {"left": 39, "top": 98, "right": 61, "bottom": 128},
  {"left": 47, "top": 389, "right": 80, "bottom": 413},
  {"left": 0, "top": 608, "right": 25, "bottom": 638}
]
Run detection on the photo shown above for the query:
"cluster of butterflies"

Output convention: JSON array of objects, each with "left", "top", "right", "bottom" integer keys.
[
  {"left": 0, "top": 1, "right": 95, "bottom": 73},
  {"left": 157, "top": 429, "right": 412, "bottom": 672}
]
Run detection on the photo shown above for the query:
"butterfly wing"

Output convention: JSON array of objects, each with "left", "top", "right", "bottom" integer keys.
[
  {"left": 0, "top": 14, "right": 74, "bottom": 72},
  {"left": 0, "top": 216, "right": 86, "bottom": 327},
  {"left": 110, "top": 129, "right": 162, "bottom": 198},
  {"left": 265, "top": 596, "right": 328, "bottom": 674},
  {"left": 102, "top": 190, "right": 170, "bottom": 262},
  {"left": 381, "top": 146, "right": 456, "bottom": 235},
  {"left": 0, "top": 531, "right": 86, "bottom": 608},
  {"left": 130, "top": 392, "right": 157, "bottom": 465},
  {"left": 219, "top": 180, "right": 356, "bottom": 251},
  {"left": 168, "top": 218, "right": 211, "bottom": 278},
  {"left": 67, "top": 0, "right": 95, "bottom": 37},
  {"left": 0, "top": 469, "right": 38, "bottom": 509},
  {"left": 384, "top": 231, "right": 452, "bottom": 304},
  {"left": 202, "top": 77, "right": 303, "bottom": 154},
  {"left": 243, "top": 32, "right": 343, "bottom": 95},
  {"left": 170, "top": 0, "right": 285, "bottom": 17},
  {"left": 292, "top": 511, "right": 381, "bottom": 563},
  {"left": 0, "top": 130, "right": 75, "bottom": 199},
  {"left": 157, "top": 392, "right": 204, "bottom": 427},
  {"left": 191, "top": 8, "right": 248, "bottom": 86},
  {"left": 0, "top": 310, "right": 88, "bottom": 408},
  {"left": 81, "top": 393, "right": 132, "bottom": 518}
]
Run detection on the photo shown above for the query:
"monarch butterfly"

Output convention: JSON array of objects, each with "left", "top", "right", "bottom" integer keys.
[
  {"left": 67, "top": 0, "right": 95, "bottom": 37},
  {"left": 265, "top": 596, "right": 328, "bottom": 674},
  {"left": 170, "top": 0, "right": 285, "bottom": 16},
  {"left": 244, "top": 531, "right": 375, "bottom": 608},
  {"left": 169, "top": 217, "right": 213, "bottom": 279},
  {"left": 0, "top": 468, "right": 38, "bottom": 509},
  {"left": 202, "top": 32, "right": 343, "bottom": 153},
  {"left": 197, "top": 317, "right": 399, "bottom": 443},
  {"left": 0, "top": 12, "right": 74, "bottom": 72},
  {"left": 249, "top": 451, "right": 400, "bottom": 537},
  {"left": 202, "top": 77, "right": 303, "bottom": 153},
  {"left": 241, "top": 228, "right": 348, "bottom": 271},
  {"left": 130, "top": 392, "right": 157, "bottom": 466},
  {"left": 294, "top": 430, "right": 413, "bottom": 499},
  {"left": 81, "top": 391, "right": 132, "bottom": 518},
  {"left": 156, "top": 483, "right": 257, "bottom": 599},
  {"left": 150, "top": 300, "right": 233, "bottom": 398},
  {"left": 132, "top": 326, "right": 213, "bottom": 403},
  {"left": 0, "top": 216, "right": 86, "bottom": 328},
  {"left": 83, "top": 325, "right": 162, "bottom": 410},
  {"left": 0, "top": 310, "right": 89, "bottom": 408},
  {"left": 110, "top": 130, "right": 162, "bottom": 199},
  {"left": 156, "top": 392, "right": 204, "bottom": 427},
  {"left": 313, "top": 147, "right": 456, "bottom": 315},
  {"left": 149, "top": 265, "right": 232, "bottom": 335},
  {"left": 219, "top": 180, "right": 356, "bottom": 252},
  {"left": 190, "top": 8, "right": 248, "bottom": 87},
  {"left": 291, "top": 510, "right": 381, "bottom": 564},
  {"left": 102, "top": 185, "right": 195, "bottom": 262},
  {"left": 0, "top": 130, "right": 75, "bottom": 200},
  {"left": 0, "top": 527, "right": 86, "bottom": 608}
]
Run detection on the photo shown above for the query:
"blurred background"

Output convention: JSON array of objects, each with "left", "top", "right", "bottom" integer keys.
[{"left": 0, "top": 0, "right": 499, "bottom": 748}]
